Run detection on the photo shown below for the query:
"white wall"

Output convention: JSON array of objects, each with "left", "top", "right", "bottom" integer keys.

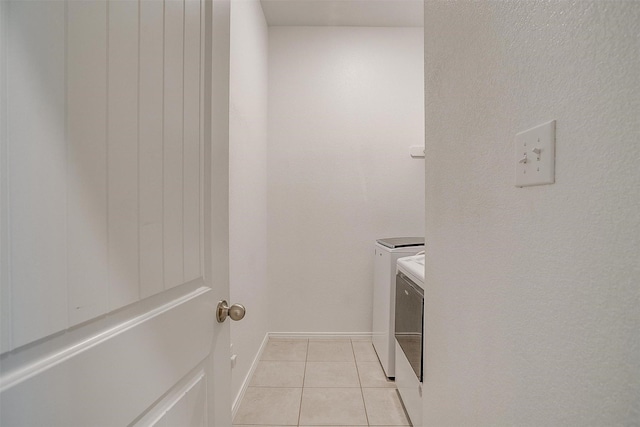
[
  {"left": 229, "top": 0, "right": 269, "bottom": 403},
  {"left": 268, "top": 27, "right": 425, "bottom": 333},
  {"left": 423, "top": 2, "right": 640, "bottom": 425}
]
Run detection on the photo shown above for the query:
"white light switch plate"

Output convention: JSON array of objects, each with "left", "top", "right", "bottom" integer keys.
[{"left": 515, "top": 120, "right": 555, "bottom": 187}]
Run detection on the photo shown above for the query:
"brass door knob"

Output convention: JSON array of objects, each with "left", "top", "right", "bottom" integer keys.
[{"left": 216, "top": 300, "right": 246, "bottom": 323}]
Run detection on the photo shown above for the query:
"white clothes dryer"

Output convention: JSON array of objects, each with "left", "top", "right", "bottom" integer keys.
[{"left": 372, "top": 238, "right": 424, "bottom": 378}]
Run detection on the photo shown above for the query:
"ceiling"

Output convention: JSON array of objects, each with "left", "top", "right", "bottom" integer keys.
[{"left": 260, "top": 0, "right": 424, "bottom": 28}]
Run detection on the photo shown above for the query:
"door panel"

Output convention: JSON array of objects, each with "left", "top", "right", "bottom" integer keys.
[
  {"left": 5, "top": 0, "right": 68, "bottom": 349},
  {"left": 1, "top": 0, "right": 206, "bottom": 351},
  {"left": 139, "top": 0, "right": 165, "bottom": 300},
  {"left": 137, "top": 369, "right": 207, "bottom": 427},
  {"left": 107, "top": 0, "right": 140, "bottom": 310},
  {"left": 0, "top": 0, "right": 232, "bottom": 425},
  {"left": 66, "top": 0, "right": 109, "bottom": 326},
  {"left": 183, "top": 0, "right": 203, "bottom": 284},
  {"left": 1, "top": 285, "right": 212, "bottom": 426},
  {"left": 163, "top": 0, "right": 186, "bottom": 290}
]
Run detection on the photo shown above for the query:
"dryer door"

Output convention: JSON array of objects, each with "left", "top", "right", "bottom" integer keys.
[{"left": 395, "top": 272, "right": 424, "bottom": 381}]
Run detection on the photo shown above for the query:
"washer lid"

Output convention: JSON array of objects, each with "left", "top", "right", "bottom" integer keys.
[{"left": 376, "top": 237, "right": 424, "bottom": 249}]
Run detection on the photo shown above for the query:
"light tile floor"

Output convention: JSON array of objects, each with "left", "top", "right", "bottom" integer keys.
[{"left": 234, "top": 338, "right": 411, "bottom": 426}]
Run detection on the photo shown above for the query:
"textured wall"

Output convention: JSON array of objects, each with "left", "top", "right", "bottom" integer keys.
[
  {"left": 229, "top": 0, "right": 269, "bottom": 404},
  {"left": 268, "top": 27, "right": 425, "bottom": 333},
  {"left": 423, "top": 1, "right": 640, "bottom": 425}
]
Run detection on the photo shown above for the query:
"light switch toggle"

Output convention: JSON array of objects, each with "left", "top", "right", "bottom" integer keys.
[
  {"left": 532, "top": 147, "right": 542, "bottom": 159},
  {"left": 519, "top": 154, "right": 528, "bottom": 164}
]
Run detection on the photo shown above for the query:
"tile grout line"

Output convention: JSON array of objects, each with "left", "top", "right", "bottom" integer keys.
[
  {"left": 351, "top": 339, "right": 371, "bottom": 427},
  {"left": 297, "top": 338, "right": 309, "bottom": 427}
]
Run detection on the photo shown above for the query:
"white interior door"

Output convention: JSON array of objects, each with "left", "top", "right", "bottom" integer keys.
[{"left": 0, "top": 0, "right": 232, "bottom": 425}]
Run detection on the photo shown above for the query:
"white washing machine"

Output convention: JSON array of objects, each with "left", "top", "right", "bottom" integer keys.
[{"left": 372, "top": 237, "right": 424, "bottom": 378}]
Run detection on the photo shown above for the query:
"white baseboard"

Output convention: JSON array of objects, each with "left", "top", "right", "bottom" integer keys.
[{"left": 231, "top": 332, "right": 269, "bottom": 420}]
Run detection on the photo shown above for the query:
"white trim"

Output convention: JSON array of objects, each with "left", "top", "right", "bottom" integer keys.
[
  {"left": 134, "top": 369, "right": 206, "bottom": 427},
  {"left": 231, "top": 332, "right": 269, "bottom": 420},
  {"left": 0, "top": 286, "right": 214, "bottom": 426},
  {"left": 0, "top": 286, "right": 210, "bottom": 392}
]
